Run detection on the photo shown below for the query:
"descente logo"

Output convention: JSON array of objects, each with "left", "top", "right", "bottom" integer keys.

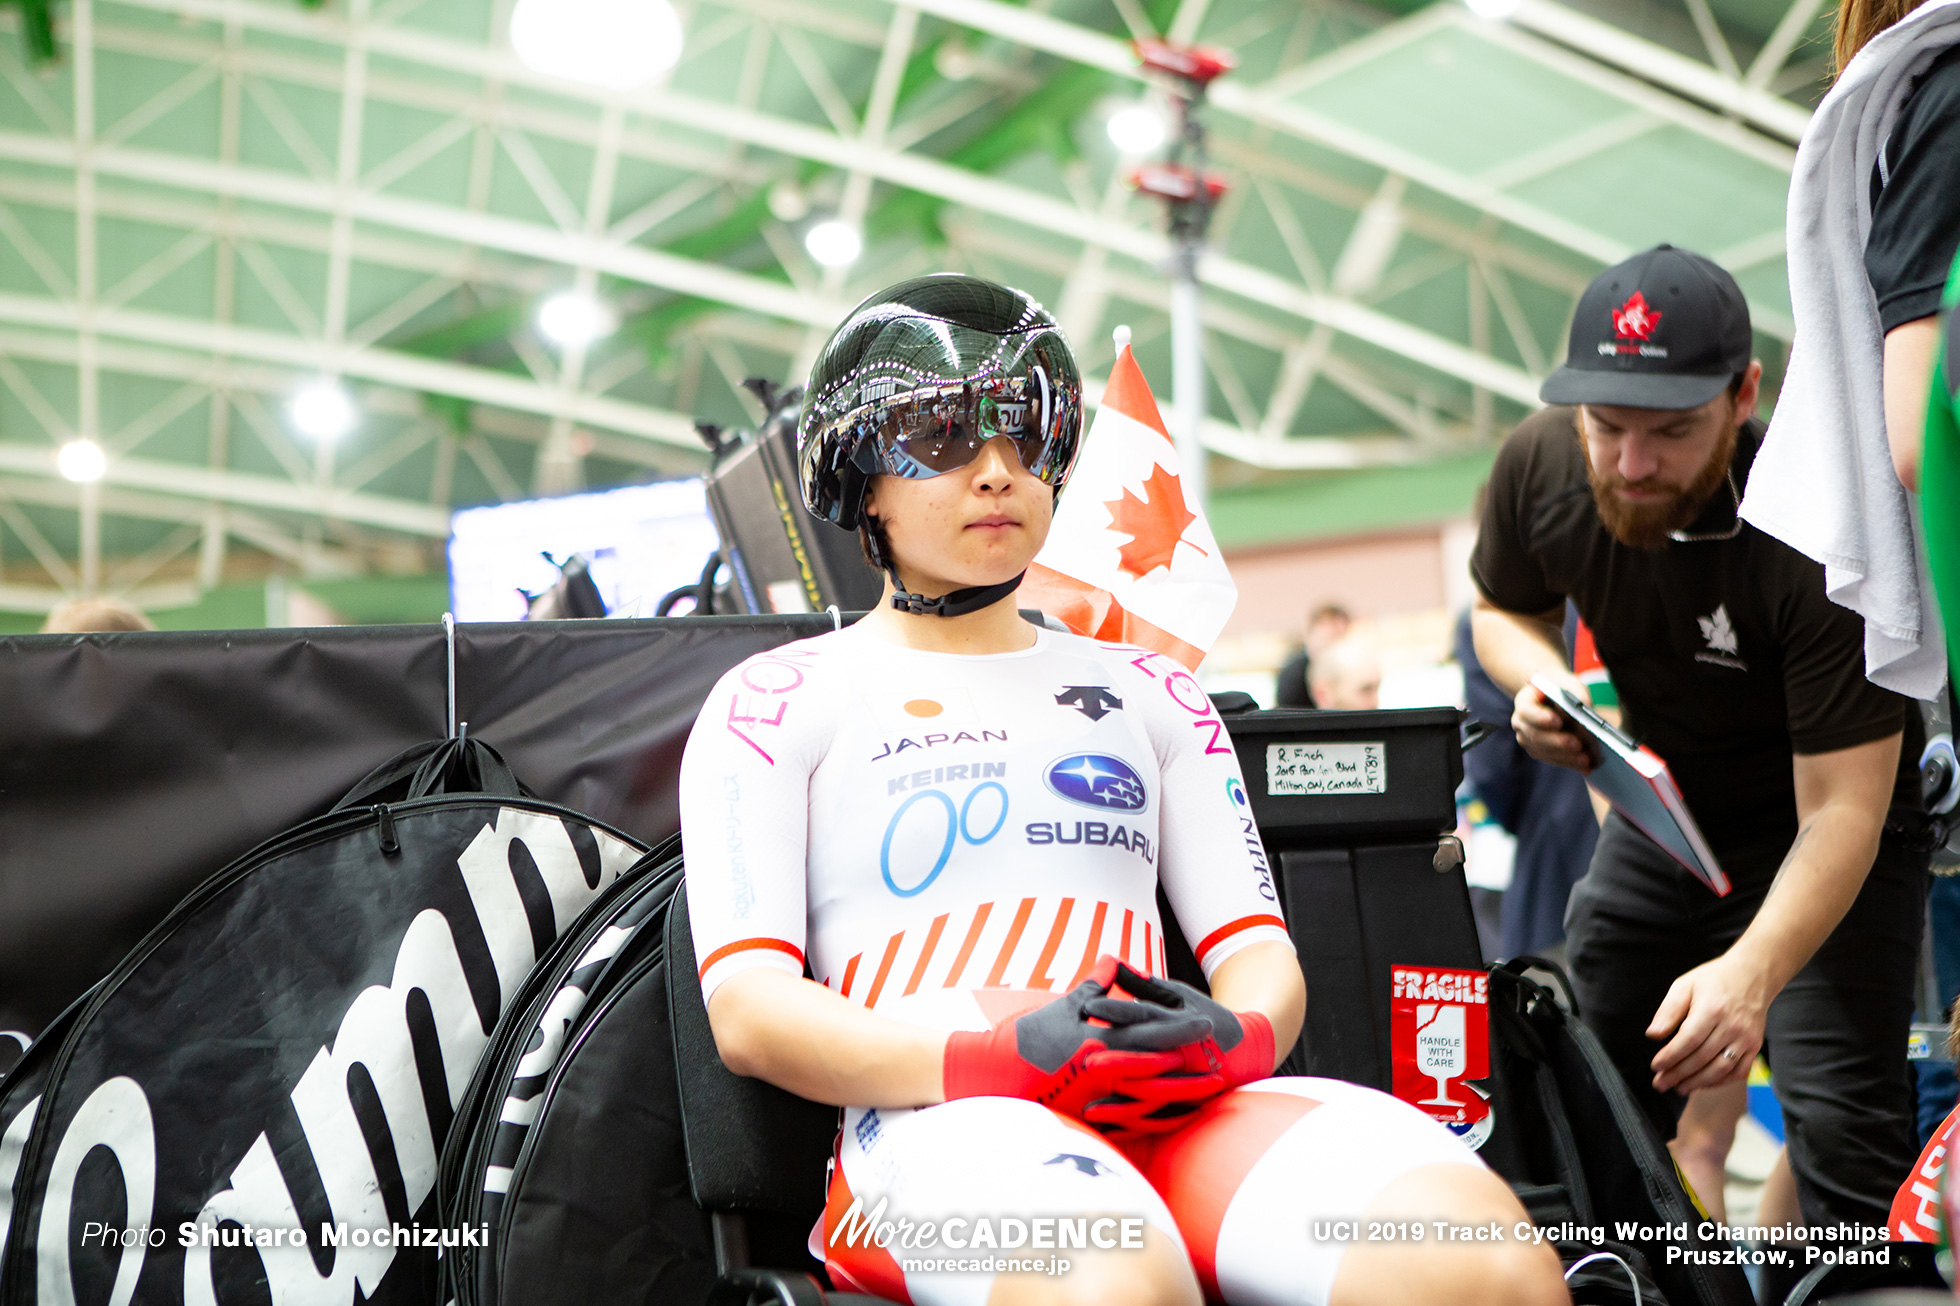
[{"left": 18, "top": 809, "right": 633, "bottom": 1305}]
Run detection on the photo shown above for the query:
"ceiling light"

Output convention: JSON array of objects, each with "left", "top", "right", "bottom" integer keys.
[
  {"left": 805, "top": 219, "right": 862, "bottom": 268},
  {"left": 510, "top": 0, "right": 683, "bottom": 91},
  {"left": 537, "top": 290, "right": 618, "bottom": 349},
  {"left": 1107, "top": 103, "right": 1168, "bottom": 155},
  {"left": 57, "top": 439, "right": 105, "bottom": 483},
  {"left": 289, "top": 379, "right": 358, "bottom": 443},
  {"left": 1464, "top": 0, "right": 1523, "bottom": 18},
  {"left": 767, "top": 180, "right": 810, "bottom": 223},
  {"left": 934, "top": 41, "right": 976, "bottom": 81}
]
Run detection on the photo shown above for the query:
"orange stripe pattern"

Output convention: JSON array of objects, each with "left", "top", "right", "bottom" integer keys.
[
  {"left": 820, "top": 897, "right": 1179, "bottom": 1011},
  {"left": 985, "top": 898, "right": 1038, "bottom": 987},
  {"left": 697, "top": 936, "right": 804, "bottom": 977},
  {"left": 1193, "top": 914, "right": 1288, "bottom": 965}
]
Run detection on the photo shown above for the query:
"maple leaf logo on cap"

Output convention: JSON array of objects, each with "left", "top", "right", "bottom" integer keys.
[{"left": 1611, "top": 290, "right": 1662, "bottom": 342}]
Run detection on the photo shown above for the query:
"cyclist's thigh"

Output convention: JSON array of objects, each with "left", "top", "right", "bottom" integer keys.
[
  {"left": 825, "top": 1097, "right": 1182, "bottom": 1306},
  {"left": 1131, "top": 1077, "right": 1486, "bottom": 1306}
]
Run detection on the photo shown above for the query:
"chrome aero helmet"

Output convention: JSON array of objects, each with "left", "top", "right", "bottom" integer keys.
[{"left": 797, "top": 275, "right": 1084, "bottom": 615}]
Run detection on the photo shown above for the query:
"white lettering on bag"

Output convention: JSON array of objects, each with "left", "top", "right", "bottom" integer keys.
[
  {"left": 0, "top": 1094, "right": 41, "bottom": 1262},
  {"left": 37, "top": 1077, "right": 155, "bottom": 1306},
  {"left": 26, "top": 809, "right": 637, "bottom": 1306}
]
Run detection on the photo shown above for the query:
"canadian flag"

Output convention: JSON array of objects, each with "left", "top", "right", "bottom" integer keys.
[{"left": 1019, "top": 343, "right": 1236, "bottom": 669}]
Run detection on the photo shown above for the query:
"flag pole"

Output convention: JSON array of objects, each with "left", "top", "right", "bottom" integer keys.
[
  {"left": 1170, "top": 248, "right": 1207, "bottom": 510},
  {"left": 1130, "top": 39, "right": 1232, "bottom": 511}
]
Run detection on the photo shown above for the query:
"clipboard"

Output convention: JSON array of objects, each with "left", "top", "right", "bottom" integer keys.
[{"left": 1530, "top": 674, "right": 1731, "bottom": 896}]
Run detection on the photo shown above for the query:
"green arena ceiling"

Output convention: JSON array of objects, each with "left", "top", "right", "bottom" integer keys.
[{"left": 0, "top": 0, "right": 1833, "bottom": 619}]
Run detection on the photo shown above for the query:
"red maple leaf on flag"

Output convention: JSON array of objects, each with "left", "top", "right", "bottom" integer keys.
[{"left": 1105, "top": 464, "right": 1203, "bottom": 579}]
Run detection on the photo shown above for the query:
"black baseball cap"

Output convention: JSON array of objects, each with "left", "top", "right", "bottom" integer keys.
[{"left": 1539, "top": 244, "right": 1753, "bottom": 410}]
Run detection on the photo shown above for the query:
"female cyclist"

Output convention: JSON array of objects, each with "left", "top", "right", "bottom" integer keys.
[{"left": 680, "top": 274, "right": 1567, "bottom": 1306}]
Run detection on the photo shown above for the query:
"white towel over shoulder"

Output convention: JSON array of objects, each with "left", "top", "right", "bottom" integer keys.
[{"left": 1739, "top": 0, "right": 1960, "bottom": 700}]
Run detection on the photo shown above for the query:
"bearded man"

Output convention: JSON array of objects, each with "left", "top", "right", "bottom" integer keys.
[{"left": 1472, "top": 245, "right": 1931, "bottom": 1262}]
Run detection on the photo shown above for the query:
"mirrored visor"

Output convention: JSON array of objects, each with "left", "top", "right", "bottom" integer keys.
[{"left": 846, "top": 371, "right": 1072, "bottom": 484}]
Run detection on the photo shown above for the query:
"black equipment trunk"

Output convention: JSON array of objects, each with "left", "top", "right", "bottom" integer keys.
[{"left": 700, "top": 386, "right": 881, "bottom": 616}]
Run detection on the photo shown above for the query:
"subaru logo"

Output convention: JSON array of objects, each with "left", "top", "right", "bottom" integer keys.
[{"left": 1045, "top": 754, "right": 1148, "bottom": 812}]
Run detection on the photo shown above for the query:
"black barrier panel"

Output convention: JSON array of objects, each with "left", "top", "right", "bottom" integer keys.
[
  {"left": 0, "top": 615, "right": 837, "bottom": 1040},
  {"left": 0, "top": 625, "right": 445, "bottom": 1040},
  {"left": 450, "top": 617, "right": 834, "bottom": 846}
]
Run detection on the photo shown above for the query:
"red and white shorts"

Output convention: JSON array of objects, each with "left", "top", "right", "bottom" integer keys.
[{"left": 821, "top": 1077, "right": 1485, "bottom": 1306}]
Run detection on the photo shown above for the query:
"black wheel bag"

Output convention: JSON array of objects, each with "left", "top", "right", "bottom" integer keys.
[
  {"left": 437, "top": 881, "right": 820, "bottom": 1306},
  {"left": 0, "top": 999, "right": 88, "bottom": 1267},
  {"left": 438, "top": 844, "right": 684, "bottom": 1306},
  {"left": 0, "top": 737, "right": 647, "bottom": 1306},
  {"left": 483, "top": 886, "right": 722, "bottom": 1306}
]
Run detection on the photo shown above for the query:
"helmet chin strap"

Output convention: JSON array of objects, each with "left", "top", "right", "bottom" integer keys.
[{"left": 884, "top": 565, "right": 1026, "bottom": 618}]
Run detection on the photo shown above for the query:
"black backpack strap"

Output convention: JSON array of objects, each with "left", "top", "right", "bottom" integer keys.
[
  {"left": 330, "top": 737, "right": 529, "bottom": 812},
  {"left": 331, "top": 740, "right": 448, "bottom": 811},
  {"left": 1499, "top": 954, "right": 1581, "bottom": 1018},
  {"left": 405, "top": 736, "right": 528, "bottom": 800}
]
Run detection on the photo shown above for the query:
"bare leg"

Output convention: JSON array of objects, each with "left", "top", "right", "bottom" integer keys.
[
  {"left": 1329, "top": 1163, "right": 1570, "bottom": 1306},
  {"left": 1668, "top": 1081, "right": 1746, "bottom": 1223},
  {"left": 987, "top": 1225, "right": 1199, "bottom": 1306},
  {"left": 1756, "top": 1148, "right": 1798, "bottom": 1229}
]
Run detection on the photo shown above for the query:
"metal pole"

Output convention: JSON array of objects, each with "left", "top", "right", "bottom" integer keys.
[
  {"left": 442, "top": 610, "right": 457, "bottom": 739},
  {"left": 1170, "top": 247, "right": 1208, "bottom": 507}
]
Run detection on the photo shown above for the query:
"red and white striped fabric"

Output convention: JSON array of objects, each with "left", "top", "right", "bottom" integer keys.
[{"left": 1020, "top": 345, "right": 1237, "bottom": 672}]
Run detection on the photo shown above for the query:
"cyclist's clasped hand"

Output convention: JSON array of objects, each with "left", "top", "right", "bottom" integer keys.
[
  {"left": 942, "top": 956, "right": 1222, "bottom": 1116},
  {"left": 1085, "top": 963, "right": 1276, "bottom": 1137}
]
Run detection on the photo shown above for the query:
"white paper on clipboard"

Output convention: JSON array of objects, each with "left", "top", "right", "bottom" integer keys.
[{"left": 1530, "top": 675, "right": 1730, "bottom": 896}]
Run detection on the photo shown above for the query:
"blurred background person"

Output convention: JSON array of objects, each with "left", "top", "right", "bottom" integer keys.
[
  {"left": 39, "top": 597, "right": 156, "bottom": 634},
  {"left": 1453, "top": 606, "right": 1598, "bottom": 963},
  {"left": 1273, "top": 601, "right": 1351, "bottom": 708},
  {"left": 1306, "top": 633, "right": 1380, "bottom": 710}
]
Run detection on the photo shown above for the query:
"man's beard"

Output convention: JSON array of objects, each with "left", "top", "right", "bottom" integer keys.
[{"left": 1585, "top": 421, "right": 1737, "bottom": 549}]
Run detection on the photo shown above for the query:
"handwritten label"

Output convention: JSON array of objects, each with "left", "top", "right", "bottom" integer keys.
[{"left": 1266, "top": 742, "right": 1386, "bottom": 796}]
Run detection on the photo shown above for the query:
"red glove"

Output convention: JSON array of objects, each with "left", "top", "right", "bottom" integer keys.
[
  {"left": 943, "top": 957, "right": 1214, "bottom": 1117},
  {"left": 1081, "top": 1063, "right": 1226, "bottom": 1135},
  {"left": 1086, "top": 963, "right": 1276, "bottom": 1136}
]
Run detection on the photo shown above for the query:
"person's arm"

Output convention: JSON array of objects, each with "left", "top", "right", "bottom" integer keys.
[
  {"left": 1129, "top": 649, "right": 1300, "bottom": 1062},
  {"left": 1206, "top": 939, "right": 1304, "bottom": 1069},
  {"left": 1471, "top": 596, "right": 1594, "bottom": 773},
  {"left": 681, "top": 648, "right": 948, "bottom": 1108},
  {"left": 708, "top": 969, "right": 948, "bottom": 1106},
  {"left": 1645, "top": 731, "right": 1902, "bottom": 1093},
  {"left": 1886, "top": 316, "right": 1943, "bottom": 491}
]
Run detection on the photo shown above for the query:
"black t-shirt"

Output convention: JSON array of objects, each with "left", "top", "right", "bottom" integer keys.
[
  {"left": 1472, "top": 407, "right": 1918, "bottom": 855},
  {"left": 1867, "top": 44, "right": 1960, "bottom": 332},
  {"left": 1274, "top": 648, "right": 1314, "bottom": 708}
]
